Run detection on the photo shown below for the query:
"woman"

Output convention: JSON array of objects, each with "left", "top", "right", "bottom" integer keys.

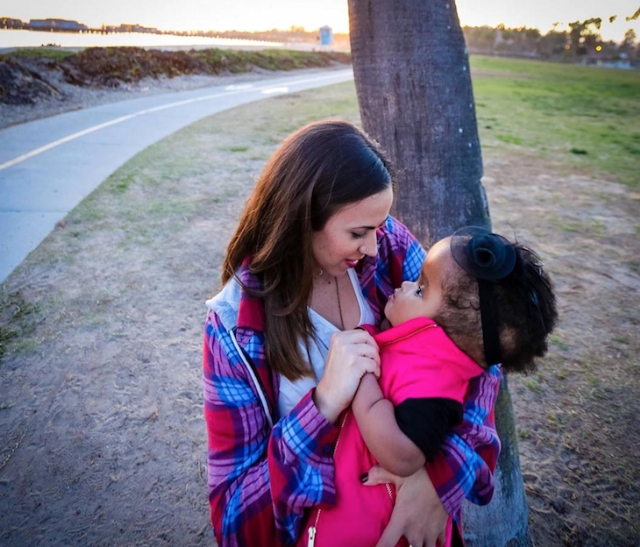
[{"left": 203, "top": 120, "right": 501, "bottom": 547}]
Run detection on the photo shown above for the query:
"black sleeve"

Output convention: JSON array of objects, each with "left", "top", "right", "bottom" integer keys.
[{"left": 394, "top": 398, "right": 464, "bottom": 462}]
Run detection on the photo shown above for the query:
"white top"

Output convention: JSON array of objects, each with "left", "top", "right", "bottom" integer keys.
[{"left": 277, "top": 269, "right": 375, "bottom": 417}]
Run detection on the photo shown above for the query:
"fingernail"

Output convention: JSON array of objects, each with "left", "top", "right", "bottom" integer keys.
[{"left": 360, "top": 473, "right": 368, "bottom": 483}]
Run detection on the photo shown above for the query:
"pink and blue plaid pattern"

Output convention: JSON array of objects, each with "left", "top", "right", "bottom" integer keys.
[{"left": 203, "top": 216, "right": 501, "bottom": 546}]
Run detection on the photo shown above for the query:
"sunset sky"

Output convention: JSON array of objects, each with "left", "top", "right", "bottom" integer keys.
[{"left": 3, "top": 0, "right": 639, "bottom": 42}]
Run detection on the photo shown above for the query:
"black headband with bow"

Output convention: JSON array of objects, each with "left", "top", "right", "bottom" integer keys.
[{"left": 450, "top": 226, "right": 516, "bottom": 367}]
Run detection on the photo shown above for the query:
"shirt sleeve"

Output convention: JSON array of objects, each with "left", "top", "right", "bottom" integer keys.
[
  {"left": 376, "top": 216, "right": 426, "bottom": 293},
  {"left": 394, "top": 397, "right": 463, "bottom": 462},
  {"left": 387, "top": 215, "right": 426, "bottom": 284},
  {"left": 203, "top": 310, "right": 339, "bottom": 547},
  {"left": 425, "top": 365, "right": 502, "bottom": 515}
]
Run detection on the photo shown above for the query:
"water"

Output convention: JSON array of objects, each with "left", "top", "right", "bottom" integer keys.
[{"left": 0, "top": 29, "right": 284, "bottom": 50}]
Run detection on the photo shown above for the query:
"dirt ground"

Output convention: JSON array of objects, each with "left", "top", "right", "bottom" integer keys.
[
  {"left": 485, "top": 155, "right": 640, "bottom": 546},
  {"left": 1, "top": 78, "right": 639, "bottom": 547}
]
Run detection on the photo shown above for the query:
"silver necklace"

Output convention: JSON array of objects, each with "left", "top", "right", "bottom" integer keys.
[
  {"left": 335, "top": 276, "right": 345, "bottom": 330},
  {"left": 317, "top": 269, "right": 345, "bottom": 330}
]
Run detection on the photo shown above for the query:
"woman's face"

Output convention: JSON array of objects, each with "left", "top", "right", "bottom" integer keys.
[{"left": 311, "top": 187, "right": 394, "bottom": 277}]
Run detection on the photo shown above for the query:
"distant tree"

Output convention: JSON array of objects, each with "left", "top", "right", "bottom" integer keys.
[
  {"left": 497, "top": 26, "right": 540, "bottom": 55},
  {"left": 621, "top": 28, "right": 637, "bottom": 57},
  {"left": 626, "top": 6, "right": 640, "bottom": 21},
  {"left": 569, "top": 18, "right": 602, "bottom": 56},
  {"left": 583, "top": 33, "right": 600, "bottom": 52},
  {"left": 523, "top": 27, "right": 542, "bottom": 50},
  {"left": 348, "top": 1, "right": 532, "bottom": 544},
  {"left": 463, "top": 25, "right": 497, "bottom": 54},
  {"left": 623, "top": 28, "right": 637, "bottom": 47},
  {"left": 604, "top": 39, "right": 619, "bottom": 54},
  {"left": 538, "top": 30, "right": 569, "bottom": 58}
]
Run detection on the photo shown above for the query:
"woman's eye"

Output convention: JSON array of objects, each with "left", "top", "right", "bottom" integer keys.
[
  {"left": 351, "top": 232, "right": 367, "bottom": 239},
  {"left": 416, "top": 286, "right": 423, "bottom": 297}
]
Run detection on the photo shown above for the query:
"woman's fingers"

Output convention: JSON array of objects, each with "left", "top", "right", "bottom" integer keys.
[
  {"left": 355, "top": 342, "right": 381, "bottom": 367},
  {"left": 371, "top": 466, "right": 448, "bottom": 547},
  {"left": 336, "top": 328, "right": 379, "bottom": 350},
  {"left": 363, "top": 466, "right": 399, "bottom": 547},
  {"left": 314, "top": 329, "right": 381, "bottom": 422},
  {"left": 362, "top": 465, "right": 402, "bottom": 487},
  {"left": 329, "top": 330, "right": 380, "bottom": 367},
  {"left": 374, "top": 510, "right": 404, "bottom": 547},
  {"left": 339, "top": 330, "right": 380, "bottom": 367}
]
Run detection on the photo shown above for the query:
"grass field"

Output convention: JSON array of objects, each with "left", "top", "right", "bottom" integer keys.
[
  {"left": 0, "top": 47, "right": 77, "bottom": 61},
  {"left": 471, "top": 56, "right": 640, "bottom": 187}
]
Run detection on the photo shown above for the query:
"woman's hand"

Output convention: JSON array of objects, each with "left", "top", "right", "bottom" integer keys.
[
  {"left": 364, "top": 465, "right": 448, "bottom": 547},
  {"left": 313, "top": 329, "right": 380, "bottom": 423}
]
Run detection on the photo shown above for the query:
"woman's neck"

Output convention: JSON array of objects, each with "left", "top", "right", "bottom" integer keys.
[{"left": 310, "top": 270, "right": 360, "bottom": 330}]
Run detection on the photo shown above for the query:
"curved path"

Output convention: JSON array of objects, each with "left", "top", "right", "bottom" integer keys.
[{"left": 0, "top": 67, "right": 354, "bottom": 283}]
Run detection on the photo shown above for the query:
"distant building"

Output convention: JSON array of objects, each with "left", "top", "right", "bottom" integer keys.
[
  {"left": 1, "top": 17, "right": 24, "bottom": 29},
  {"left": 28, "top": 19, "right": 88, "bottom": 31},
  {"left": 319, "top": 25, "right": 333, "bottom": 46},
  {"left": 117, "top": 23, "right": 158, "bottom": 33}
]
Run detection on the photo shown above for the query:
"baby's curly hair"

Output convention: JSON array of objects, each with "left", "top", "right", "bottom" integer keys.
[{"left": 434, "top": 243, "right": 558, "bottom": 373}]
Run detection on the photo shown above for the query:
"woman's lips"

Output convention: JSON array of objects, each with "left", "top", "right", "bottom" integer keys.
[{"left": 345, "top": 259, "right": 360, "bottom": 268}]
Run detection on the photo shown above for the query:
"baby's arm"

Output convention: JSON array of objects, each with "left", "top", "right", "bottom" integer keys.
[{"left": 352, "top": 373, "right": 426, "bottom": 477}]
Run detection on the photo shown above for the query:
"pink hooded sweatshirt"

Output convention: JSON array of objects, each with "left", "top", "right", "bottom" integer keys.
[{"left": 297, "top": 317, "right": 483, "bottom": 547}]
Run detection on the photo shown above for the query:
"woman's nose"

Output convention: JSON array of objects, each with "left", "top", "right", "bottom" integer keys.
[{"left": 359, "top": 233, "right": 379, "bottom": 257}]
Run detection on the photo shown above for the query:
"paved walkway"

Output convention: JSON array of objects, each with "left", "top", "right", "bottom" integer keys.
[{"left": 0, "top": 68, "right": 354, "bottom": 283}]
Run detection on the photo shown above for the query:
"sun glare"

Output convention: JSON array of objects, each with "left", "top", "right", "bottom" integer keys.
[{"left": 1, "top": 0, "right": 638, "bottom": 41}]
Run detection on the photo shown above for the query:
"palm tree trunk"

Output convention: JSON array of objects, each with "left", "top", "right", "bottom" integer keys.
[
  {"left": 348, "top": 0, "right": 490, "bottom": 243},
  {"left": 348, "top": 1, "right": 532, "bottom": 545}
]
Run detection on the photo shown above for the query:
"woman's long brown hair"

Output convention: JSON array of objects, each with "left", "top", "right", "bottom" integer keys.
[{"left": 222, "top": 120, "right": 393, "bottom": 380}]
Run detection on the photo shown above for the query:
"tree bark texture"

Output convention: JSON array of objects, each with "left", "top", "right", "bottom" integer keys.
[
  {"left": 462, "top": 378, "right": 533, "bottom": 547},
  {"left": 348, "top": 1, "right": 532, "bottom": 545},
  {"left": 348, "top": 0, "right": 490, "bottom": 244}
]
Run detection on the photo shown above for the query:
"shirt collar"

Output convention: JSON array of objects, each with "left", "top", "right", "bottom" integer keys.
[{"left": 236, "top": 256, "right": 265, "bottom": 332}]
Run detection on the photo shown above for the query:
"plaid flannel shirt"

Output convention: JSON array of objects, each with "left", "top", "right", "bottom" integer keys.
[{"left": 203, "top": 216, "right": 501, "bottom": 547}]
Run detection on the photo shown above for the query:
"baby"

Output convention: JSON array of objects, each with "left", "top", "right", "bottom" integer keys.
[{"left": 298, "top": 227, "right": 558, "bottom": 547}]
